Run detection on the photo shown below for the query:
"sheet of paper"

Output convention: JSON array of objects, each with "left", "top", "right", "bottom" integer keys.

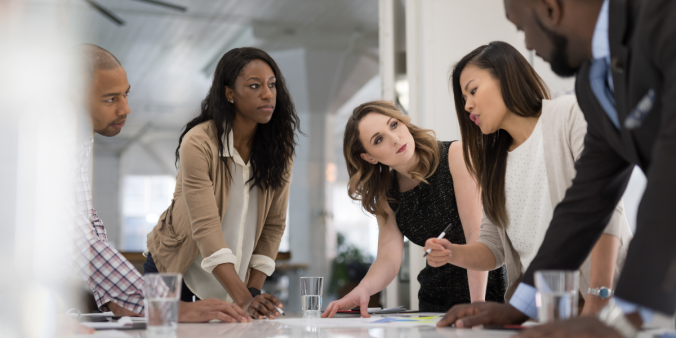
[
  {"left": 81, "top": 317, "right": 133, "bottom": 330},
  {"left": 80, "top": 311, "right": 114, "bottom": 318},
  {"left": 274, "top": 314, "right": 442, "bottom": 328},
  {"left": 72, "top": 329, "right": 131, "bottom": 337},
  {"left": 369, "top": 305, "right": 406, "bottom": 314}
]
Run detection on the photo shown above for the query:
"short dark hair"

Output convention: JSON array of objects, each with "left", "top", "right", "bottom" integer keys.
[{"left": 76, "top": 43, "right": 122, "bottom": 75}]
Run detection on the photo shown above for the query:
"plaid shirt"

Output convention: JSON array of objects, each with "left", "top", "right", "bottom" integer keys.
[{"left": 72, "top": 137, "right": 145, "bottom": 315}]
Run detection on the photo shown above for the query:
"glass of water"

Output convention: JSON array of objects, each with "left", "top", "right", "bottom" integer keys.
[
  {"left": 300, "top": 277, "right": 323, "bottom": 316},
  {"left": 143, "top": 273, "right": 181, "bottom": 337},
  {"left": 534, "top": 270, "right": 579, "bottom": 323}
]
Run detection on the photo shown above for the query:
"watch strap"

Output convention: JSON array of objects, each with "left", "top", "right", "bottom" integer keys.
[{"left": 248, "top": 287, "right": 262, "bottom": 297}]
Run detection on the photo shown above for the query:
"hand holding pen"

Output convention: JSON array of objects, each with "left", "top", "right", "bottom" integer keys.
[{"left": 423, "top": 223, "right": 454, "bottom": 267}]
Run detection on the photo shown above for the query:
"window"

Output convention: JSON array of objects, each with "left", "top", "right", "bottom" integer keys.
[{"left": 122, "top": 175, "right": 175, "bottom": 251}]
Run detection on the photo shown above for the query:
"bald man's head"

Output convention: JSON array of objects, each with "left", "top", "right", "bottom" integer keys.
[
  {"left": 77, "top": 43, "right": 122, "bottom": 75},
  {"left": 77, "top": 44, "right": 130, "bottom": 137}
]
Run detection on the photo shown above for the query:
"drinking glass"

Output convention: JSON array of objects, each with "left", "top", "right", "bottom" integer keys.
[
  {"left": 143, "top": 273, "right": 182, "bottom": 337},
  {"left": 300, "top": 277, "right": 323, "bottom": 316},
  {"left": 534, "top": 270, "right": 579, "bottom": 323}
]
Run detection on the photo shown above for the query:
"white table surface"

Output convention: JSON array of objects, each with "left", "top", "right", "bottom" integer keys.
[{"left": 109, "top": 313, "right": 674, "bottom": 338}]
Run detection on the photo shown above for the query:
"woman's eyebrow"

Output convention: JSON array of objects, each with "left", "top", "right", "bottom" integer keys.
[
  {"left": 464, "top": 79, "right": 475, "bottom": 91},
  {"left": 370, "top": 132, "right": 381, "bottom": 144}
]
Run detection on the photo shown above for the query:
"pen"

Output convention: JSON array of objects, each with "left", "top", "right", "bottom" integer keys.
[
  {"left": 275, "top": 306, "right": 285, "bottom": 316},
  {"left": 422, "top": 223, "right": 453, "bottom": 257}
]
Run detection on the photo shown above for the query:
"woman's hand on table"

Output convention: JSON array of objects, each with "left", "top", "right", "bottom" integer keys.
[
  {"left": 179, "top": 298, "right": 252, "bottom": 323},
  {"left": 322, "top": 286, "right": 371, "bottom": 318},
  {"left": 240, "top": 294, "right": 283, "bottom": 320},
  {"left": 424, "top": 238, "right": 453, "bottom": 267}
]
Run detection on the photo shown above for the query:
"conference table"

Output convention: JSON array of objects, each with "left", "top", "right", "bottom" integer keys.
[{"left": 114, "top": 313, "right": 675, "bottom": 338}]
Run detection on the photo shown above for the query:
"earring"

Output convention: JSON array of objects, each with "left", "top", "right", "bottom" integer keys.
[{"left": 228, "top": 99, "right": 234, "bottom": 104}]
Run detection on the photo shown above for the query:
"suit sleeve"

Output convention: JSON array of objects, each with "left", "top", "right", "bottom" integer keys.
[
  {"left": 614, "top": 0, "right": 676, "bottom": 314},
  {"left": 569, "top": 99, "right": 627, "bottom": 240},
  {"left": 521, "top": 94, "right": 633, "bottom": 288}
]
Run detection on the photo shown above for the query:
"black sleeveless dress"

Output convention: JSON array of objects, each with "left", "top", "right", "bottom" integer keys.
[{"left": 388, "top": 141, "right": 506, "bottom": 312}]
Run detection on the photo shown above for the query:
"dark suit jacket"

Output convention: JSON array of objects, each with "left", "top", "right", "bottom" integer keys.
[{"left": 521, "top": 0, "right": 676, "bottom": 315}]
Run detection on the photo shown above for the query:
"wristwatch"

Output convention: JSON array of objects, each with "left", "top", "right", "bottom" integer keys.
[
  {"left": 248, "top": 287, "right": 262, "bottom": 297},
  {"left": 597, "top": 300, "right": 638, "bottom": 338},
  {"left": 588, "top": 286, "right": 614, "bottom": 299}
]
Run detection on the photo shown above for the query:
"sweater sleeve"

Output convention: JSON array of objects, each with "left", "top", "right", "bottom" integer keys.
[{"left": 477, "top": 211, "right": 506, "bottom": 270}]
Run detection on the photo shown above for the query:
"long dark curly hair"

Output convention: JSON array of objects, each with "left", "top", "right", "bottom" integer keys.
[{"left": 175, "top": 47, "right": 301, "bottom": 190}]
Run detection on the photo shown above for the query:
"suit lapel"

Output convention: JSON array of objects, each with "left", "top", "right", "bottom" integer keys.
[
  {"left": 608, "top": 0, "right": 629, "bottom": 121},
  {"left": 608, "top": 0, "right": 642, "bottom": 165}
]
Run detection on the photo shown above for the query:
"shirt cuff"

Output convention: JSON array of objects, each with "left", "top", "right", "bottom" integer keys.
[
  {"left": 614, "top": 297, "right": 655, "bottom": 325},
  {"left": 200, "top": 248, "right": 237, "bottom": 273},
  {"left": 509, "top": 283, "right": 539, "bottom": 320},
  {"left": 249, "top": 254, "right": 275, "bottom": 276}
]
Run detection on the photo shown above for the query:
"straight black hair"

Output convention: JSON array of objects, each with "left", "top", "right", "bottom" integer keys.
[{"left": 450, "top": 41, "right": 550, "bottom": 227}]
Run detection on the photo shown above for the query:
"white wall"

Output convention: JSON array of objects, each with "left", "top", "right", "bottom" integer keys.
[{"left": 406, "top": 0, "right": 575, "bottom": 140}]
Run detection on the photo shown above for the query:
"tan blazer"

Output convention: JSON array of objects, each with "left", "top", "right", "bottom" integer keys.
[
  {"left": 477, "top": 96, "right": 632, "bottom": 301},
  {"left": 146, "top": 120, "right": 290, "bottom": 275}
]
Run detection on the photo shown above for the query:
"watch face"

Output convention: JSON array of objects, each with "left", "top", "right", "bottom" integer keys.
[{"left": 599, "top": 288, "right": 610, "bottom": 298}]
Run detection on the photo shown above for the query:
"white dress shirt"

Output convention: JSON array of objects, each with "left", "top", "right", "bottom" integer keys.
[{"left": 183, "top": 130, "right": 273, "bottom": 302}]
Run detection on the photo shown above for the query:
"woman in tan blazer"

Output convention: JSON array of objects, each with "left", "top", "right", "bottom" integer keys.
[{"left": 144, "top": 47, "right": 300, "bottom": 320}]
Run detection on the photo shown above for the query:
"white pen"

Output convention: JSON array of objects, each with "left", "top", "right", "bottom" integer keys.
[
  {"left": 275, "top": 306, "right": 285, "bottom": 316},
  {"left": 423, "top": 223, "right": 453, "bottom": 257}
]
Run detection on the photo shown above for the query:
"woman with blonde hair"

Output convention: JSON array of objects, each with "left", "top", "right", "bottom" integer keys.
[{"left": 322, "top": 101, "right": 506, "bottom": 317}]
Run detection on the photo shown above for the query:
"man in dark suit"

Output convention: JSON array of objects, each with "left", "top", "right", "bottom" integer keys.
[{"left": 437, "top": 0, "right": 676, "bottom": 336}]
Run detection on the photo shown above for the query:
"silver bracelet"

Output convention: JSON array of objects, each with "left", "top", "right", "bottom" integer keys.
[{"left": 597, "top": 300, "right": 638, "bottom": 338}]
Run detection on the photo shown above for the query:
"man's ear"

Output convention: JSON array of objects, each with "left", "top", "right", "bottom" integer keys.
[
  {"left": 360, "top": 153, "right": 378, "bottom": 165},
  {"left": 536, "top": 0, "right": 564, "bottom": 27}
]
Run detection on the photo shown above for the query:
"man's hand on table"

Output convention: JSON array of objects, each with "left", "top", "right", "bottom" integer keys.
[
  {"left": 107, "top": 301, "right": 141, "bottom": 317},
  {"left": 513, "top": 316, "right": 624, "bottom": 338},
  {"left": 437, "top": 302, "right": 529, "bottom": 328},
  {"left": 179, "top": 298, "right": 252, "bottom": 323}
]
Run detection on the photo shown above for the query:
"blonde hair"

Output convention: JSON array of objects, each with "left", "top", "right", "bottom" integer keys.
[{"left": 343, "top": 101, "right": 440, "bottom": 221}]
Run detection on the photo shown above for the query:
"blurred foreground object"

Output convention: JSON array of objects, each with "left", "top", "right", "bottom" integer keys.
[{"left": 0, "top": 0, "right": 86, "bottom": 337}]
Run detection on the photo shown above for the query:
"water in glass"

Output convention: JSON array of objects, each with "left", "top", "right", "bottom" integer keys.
[
  {"left": 537, "top": 291, "right": 577, "bottom": 322},
  {"left": 301, "top": 295, "right": 322, "bottom": 314}
]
